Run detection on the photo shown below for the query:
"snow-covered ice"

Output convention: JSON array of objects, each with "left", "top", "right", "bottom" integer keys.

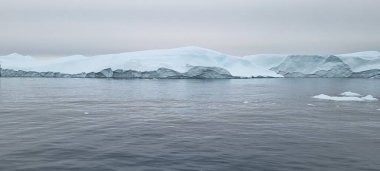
[
  {"left": 338, "top": 51, "right": 380, "bottom": 72},
  {"left": 340, "top": 92, "right": 361, "bottom": 97},
  {"left": 313, "top": 94, "right": 378, "bottom": 102},
  {"left": 1, "top": 47, "right": 379, "bottom": 77},
  {"left": 338, "top": 51, "right": 380, "bottom": 60},
  {"left": 0, "top": 47, "right": 282, "bottom": 77},
  {"left": 361, "top": 95, "right": 378, "bottom": 101}
]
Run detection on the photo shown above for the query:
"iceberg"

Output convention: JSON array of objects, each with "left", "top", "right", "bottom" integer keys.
[
  {"left": 1, "top": 47, "right": 380, "bottom": 79},
  {"left": 0, "top": 47, "right": 281, "bottom": 78},
  {"left": 338, "top": 51, "right": 380, "bottom": 60},
  {"left": 313, "top": 94, "right": 378, "bottom": 102},
  {"left": 271, "top": 55, "right": 352, "bottom": 77},
  {"left": 0, "top": 66, "right": 236, "bottom": 79},
  {"left": 270, "top": 52, "right": 380, "bottom": 78},
  {"left": 361, "top": 95, "right": 378, "bottom": 101},
  {"left": 337, "top": 51, "right": 380, "bottom": 73}
]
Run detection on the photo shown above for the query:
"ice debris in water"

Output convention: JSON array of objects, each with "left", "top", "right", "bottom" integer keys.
[
  {"left": 313, "top": 93, "right": 378, "bottom": 102},
  {"left": 84, "top": 112, "right": 89, "bottom": 114},
  {"left": 243, "top": 101, "right": 249, "bottom": 104},
  {"left": 340, "top": 91, "right": 361, "bottom": 97}
]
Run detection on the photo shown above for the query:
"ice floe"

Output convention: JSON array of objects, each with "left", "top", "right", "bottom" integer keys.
[{"left": 313, "top": 92, "right": 378, "bottom": 102}]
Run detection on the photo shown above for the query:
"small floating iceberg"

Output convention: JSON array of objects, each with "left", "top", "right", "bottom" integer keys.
[{"left": 313, "top": 92, "right": 378, "bottom": 102}]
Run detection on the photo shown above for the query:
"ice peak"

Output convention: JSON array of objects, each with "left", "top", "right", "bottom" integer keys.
[{"left": 324, "top": 55, "right": 343, "bottom": 63}]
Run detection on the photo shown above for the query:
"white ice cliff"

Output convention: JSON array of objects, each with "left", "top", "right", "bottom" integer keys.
[{"left": 0, "top": 47, "right": 379, "bottom": 78}]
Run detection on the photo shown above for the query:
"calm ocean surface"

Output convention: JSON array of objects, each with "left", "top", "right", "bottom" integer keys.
[{"left": 0, "top": 78, "right": 379, "bottom": 171}]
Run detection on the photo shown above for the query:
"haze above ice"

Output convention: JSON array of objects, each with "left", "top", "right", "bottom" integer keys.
[{"left": 0, "top": 0, "right": 379, "bottom": 57}]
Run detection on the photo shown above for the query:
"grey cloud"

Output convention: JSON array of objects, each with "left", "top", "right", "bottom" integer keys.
[{"left": 0, "top": 0, "right": 379, "bottom": 56}]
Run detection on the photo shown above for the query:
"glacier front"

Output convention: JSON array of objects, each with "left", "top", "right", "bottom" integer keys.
[
  {"left": 0, "top": 47, "right": 282, "bottom": 78},
  {"left": 0, "top": 47, "right": 379, "bottom": 79}
]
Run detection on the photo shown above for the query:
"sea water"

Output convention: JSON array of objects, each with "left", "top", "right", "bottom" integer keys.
[{"left": 0, "top": 78, "right": 379, "bottom": 171}]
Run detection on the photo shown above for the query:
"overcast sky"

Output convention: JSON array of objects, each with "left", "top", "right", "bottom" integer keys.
[{"left": 0, "top": 0, "right": 379, "bottom": 56}]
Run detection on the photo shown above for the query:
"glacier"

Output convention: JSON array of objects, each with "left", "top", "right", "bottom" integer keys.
[
  {"left": 271, "top": 55, "right": 352, "bottom": 77},
  {"left": 271, "top": 52, "right": 380, "bottom": 78},
  {"left": 0, "top": 47, "right": 282, "bottom": 78},
  {"left": 337, "top": 51, "right": 380, "bottom": 73},
  {"left": 0, "top": 47, "right": 379, "bottom": 79}
]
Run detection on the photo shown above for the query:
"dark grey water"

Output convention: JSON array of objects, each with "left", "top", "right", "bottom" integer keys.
[{"left": 0, "top": 78, "right": 380, "bottom": 171}]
